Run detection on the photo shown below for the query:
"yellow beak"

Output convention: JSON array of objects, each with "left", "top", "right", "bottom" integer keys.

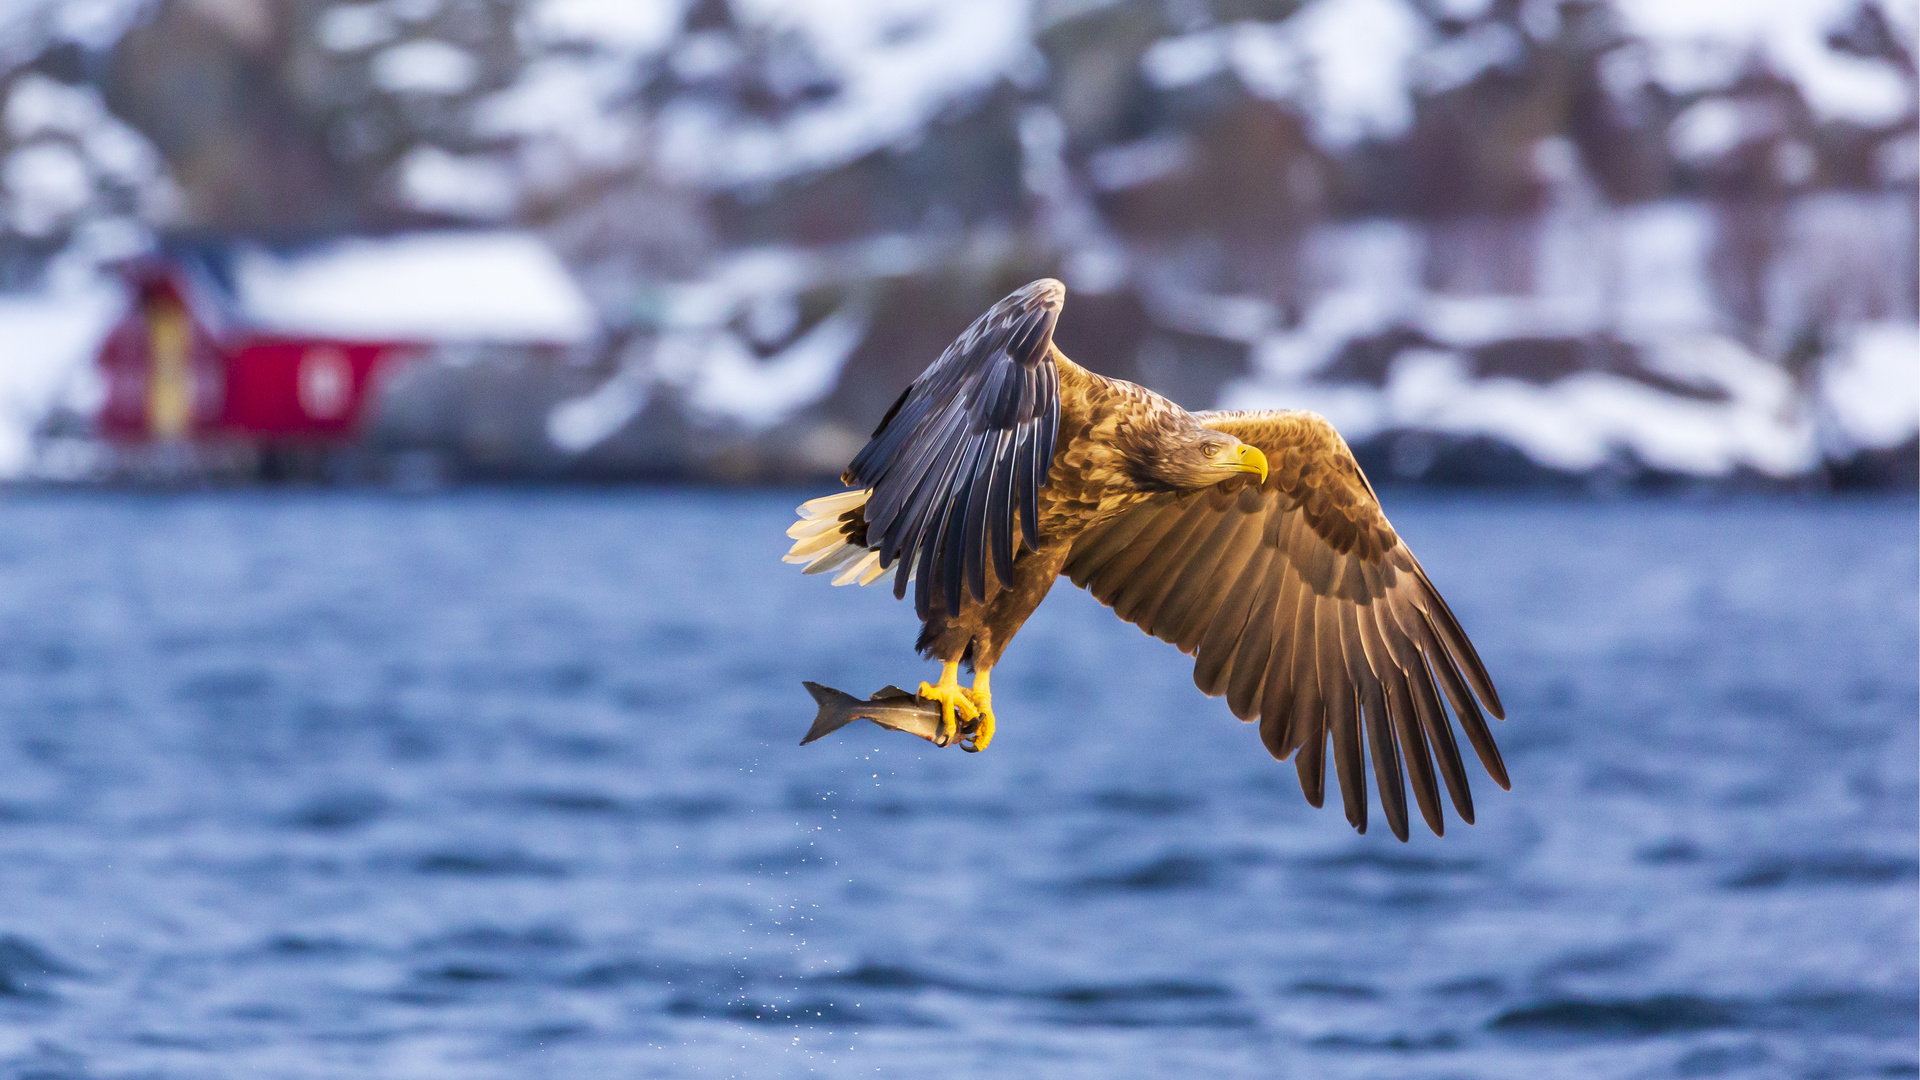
[{"left": 1214, "top": 443, "right": 1268, "bottom": 483}]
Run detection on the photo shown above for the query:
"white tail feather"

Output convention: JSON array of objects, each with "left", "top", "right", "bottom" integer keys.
[
  {"left": 788, "top": 488, "right": 888, "bottom": 583},
  {"left": 786, "top": 514, "right": 843, "bottom": 540},
  {"left": 803, "top": 543, "right": 864, "bottom": 576},
  {"left": 784, "top": 529, "right": 845, "bottom": 560},
  {"left": 832, "top": 549, "right": 881, "bottom": 586},
  {"left": 783, "top": 545, "right": 834, "bottom": 565},
  {"left": 784, "top": 540, "right": 841, "bottom": 568},
  {"left": 796, "top": 489, "right": 868, "bottom": 519}
]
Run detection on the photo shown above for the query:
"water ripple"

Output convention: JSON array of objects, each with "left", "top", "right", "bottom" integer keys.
[{"left": 0, "top": 492, "right": 1906, "bottom": 1077}]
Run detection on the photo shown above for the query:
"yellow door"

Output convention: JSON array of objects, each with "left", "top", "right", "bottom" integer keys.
[{"left": 146, "top": 298, "right": 193, "bottom": 441}]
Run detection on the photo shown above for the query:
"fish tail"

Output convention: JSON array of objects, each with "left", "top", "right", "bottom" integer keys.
[{"left": 800, "top": 681, "right": 865, "bottom": 744}]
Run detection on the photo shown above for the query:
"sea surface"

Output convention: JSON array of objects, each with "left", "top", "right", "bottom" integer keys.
[{"left": 0, "top": 490, "right": 1909, "bottom": 1079}]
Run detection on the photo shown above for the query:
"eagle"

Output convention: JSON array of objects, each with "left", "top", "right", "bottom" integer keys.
[{"left": 786, "top": 279, "right": 1507, "bottom": 839}]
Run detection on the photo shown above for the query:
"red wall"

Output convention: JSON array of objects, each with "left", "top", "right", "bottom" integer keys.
[{"left": 219, "top": 338, "right": 414, "bottom": 437}]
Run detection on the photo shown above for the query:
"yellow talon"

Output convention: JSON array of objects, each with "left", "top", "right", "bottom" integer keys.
[
  {"left": 963, "top": 670, "right": 995, "bottom": 752},
  {"left": 918, "top": 661, "right": 977, "bottom": 746}
]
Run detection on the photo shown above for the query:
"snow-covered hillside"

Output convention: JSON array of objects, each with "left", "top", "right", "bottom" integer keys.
[{"left": 0, "top": 0, "right": 1911, "bottom": 484}]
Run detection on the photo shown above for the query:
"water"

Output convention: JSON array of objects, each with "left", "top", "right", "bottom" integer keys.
[{"left": 0, "top": 490, "right": 1909, "bottom": 1079}]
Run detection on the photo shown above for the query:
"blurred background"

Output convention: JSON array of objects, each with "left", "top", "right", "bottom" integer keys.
[
  {"left": 0, "top": 0, "right": 1913, "bottom": 487},
  {"left": 0, "top": 2, "right": 1911, "bottom": 1078}
]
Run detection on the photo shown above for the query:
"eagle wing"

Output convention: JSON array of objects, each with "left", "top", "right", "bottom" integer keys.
[
  {"left": 1062, "top": 410, "right": 1506, "bottom": 840},
  {"left": 846, "top": 279, "right": 1064, "bottom": 619}
]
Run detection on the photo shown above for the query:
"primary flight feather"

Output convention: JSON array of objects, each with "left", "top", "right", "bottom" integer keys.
[{"left": 786, "top": 279, "right": 1507, "bottom": 840}]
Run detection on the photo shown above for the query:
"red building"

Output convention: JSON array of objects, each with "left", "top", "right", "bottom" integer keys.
[{"left": 96, "top": 231, "right": 598, "bottom": 445}]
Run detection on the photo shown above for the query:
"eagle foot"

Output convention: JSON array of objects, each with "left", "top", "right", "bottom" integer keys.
[
  {"left": 918, "top": 662, "right": 978, "bottom": 747},
  {"left": 959, "top": 687, "right": 995, "bottom": 753}
]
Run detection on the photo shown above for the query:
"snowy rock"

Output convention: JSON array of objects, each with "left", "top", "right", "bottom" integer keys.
[
  {"left": 2, "top": 142, "right": 90, "bottom": 237},
  {"left": 1821, "top": 321, "right": 1920, "bottom": 453},
  {"left": 316, "top": 5, "right": 396, "bottom": 52},
  {"left": 394, "top": 146, "right": 517, "bottom": 219},
  {"left": 1615, "top": 0, "right": 1916, "bottom": 125},
  {"left": 371, "top": 39, "right": 478, "bottom": 95},
  {"left": 1141, "top": 0, "right": 1428, "bottom": 148},
  {"left": 0, "top": 281, "right": 120, "bottom": 476}
]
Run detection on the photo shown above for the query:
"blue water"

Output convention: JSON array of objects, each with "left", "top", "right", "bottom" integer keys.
[{"left": 0, "top": 491, "right": 1908, "bottom": 1078}]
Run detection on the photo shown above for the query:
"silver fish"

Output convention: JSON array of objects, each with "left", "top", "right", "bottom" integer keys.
[{"left": 800, "top": 682, "right": 979, "bottom": 749}]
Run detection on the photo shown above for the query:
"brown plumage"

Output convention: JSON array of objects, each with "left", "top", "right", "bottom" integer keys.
[{"left": 786, "top": 279, "right": 1507, "bottom": 840}]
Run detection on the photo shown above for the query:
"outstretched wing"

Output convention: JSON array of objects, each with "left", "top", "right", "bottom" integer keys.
[
  {"left": 847, "top": 279, "right": 1064, "bottom": 619},
  {"left": 1063, "top": 410, "right": 1506, "bottom": 841}
]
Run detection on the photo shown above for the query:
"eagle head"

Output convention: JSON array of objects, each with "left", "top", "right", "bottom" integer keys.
[{"left": 1135, "top": 427, "right": 1269, "bottom": 491}]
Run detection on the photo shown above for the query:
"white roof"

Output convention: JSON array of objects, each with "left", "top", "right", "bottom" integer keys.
[{"left": 229, "top": 231, "right": 598, "bottom": 344}]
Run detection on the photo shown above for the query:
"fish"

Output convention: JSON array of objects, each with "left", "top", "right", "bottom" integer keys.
[{"left": 800, "top": 682, "right": 980, "bottom": 749}]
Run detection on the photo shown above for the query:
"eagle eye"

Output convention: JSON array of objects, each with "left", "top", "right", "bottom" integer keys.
[{"left": 1202, "top": 444, "right": 1218, "bottom": 458}]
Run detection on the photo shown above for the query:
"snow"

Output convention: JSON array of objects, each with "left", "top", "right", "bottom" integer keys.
[
  {"left": 647, "top": 244, "right": 895, "bottom": 428},
  {"left": 0, "top": 74, "right": 177, "bottom": 245},
  {"left": 1614, "top": 0, "right": 1916, "bottom": 125},
  {"left": 4, "top": 73, "right": 169, "bottom": 189},
  {"left": 547, "top": 244, "right": 878, "bottom": 450},
  {"left": 547, "top": 348, "right": 652, "bottom": 453},
  {"left": 469, "top": 0, "right": 1913, "bottom": 476},
  {"left": 1213, "top": 197, "right": 1906, "bottom": 477},
  {"left": 316, "top": 4, "right": 396, "bottom": 51},
  {"left": 473, "top": 56, "right": 640, "bottom": 171},
  {"left": 549, "top": 235, "right": 945, "bottom": 446},
  {"left": 1414, "top": 21, "right": 1521, "bottom": 93},
  {"left": 78, "top": 117, "right": 161, "bottom": 184},
  {"left": 0, "top": 0, "right": 1908, "bottom": 483},
  {"left": 1279, "top": 0, "right": 1425, "bottom": 145},
  {"left": 1144, "top": 0, "right": 1427, "bottom": 147},
  {"left": 0, "top": 0, "right": 147, "bottom": 69},
  {"left": 1247, "top": 218, "right": 1423, "bottom": 380},
  {"left": 529, "top": 0, "right": 680, "bottom": 52},
  {"left": 1821, "top": 321, "right": 1920, "bottom": 451},
  {"left": 395, "top": 146, "right": 518, "bottom": 219},
  {"left": 1668, "top": 98, "right": 1775, "bottom": 163},
  {"left": 1234, "top": 197, "right": 1815, "bottom": 369},
  {"left": 491, "top": 0, "right": 1909, "bottom": 198},
  {"left": 62, "top": 217, "right": 150, "bottom": 272},
  {"left": 472, "top": 0, "right": 686, "bottom": 175},
  {"left": 652, "top": 0, "right": 1037, "bottom": 185},
  {"left": 1137, "top": 0, "right": 1915, "bottom": 157},
  {"left": 2, "top": 143, "right": 90, "bottom": 237},
  {"left": 5, "top": 73, "right": 102, "bottom": 138},
  {"left": 0, "top": 281, "right": 120, "bottom": 476},
  {"left": 669, "top": 30, "right": 742, "bottom": 81},
  {"left": 1227, "top": 335, "right": 1817, "bottom": 477},
  {"left": 679, "top": 302, "right": 867, "bottom": 430},
  {"left": 1609, "top": 201, "right": 1719, "bottom": 332},
  {"left": 1138, "top": 31, "right": 1220, "bottom": 88},
  {"left": 371, "top": 39, "right": 479, "bottom": 95},
  {"left": 230, "top": 232, "right": 598, "bottom": 343}
]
